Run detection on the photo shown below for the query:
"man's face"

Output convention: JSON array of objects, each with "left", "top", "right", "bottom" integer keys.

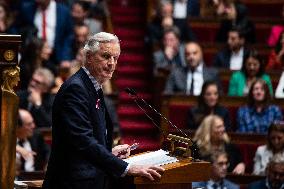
[
  {"left": 28, "top": 73, "right": 48, "bottom": 93},
  {"left": 185, "top": 43, "right": 202, "bottom": 69},
  {"left": 72, "top": 3, "right": 87, "bottom": 23},
  {"left": 85, "top": 42, "right": 120, "bottom": 84},
  {"left": 20, "top": 112, "right": 35, "bottom": 138},
  {"left": 163, "top": 32, "right": 179, "bottom": 49},
  {"left": 227, "top": 31, "right": 243, "bottom": 51},
  {"left": 212, "top": 154, "right": 228, "bottom": 180},
  {"left": 268, "top": 163, "right": 284, "bottom": 189},
  {"left": 75, "top": 26, "right": 89, "bottom": 45},
  {"left": 35, "top": 0, "right": 51, "bottom": 9}
]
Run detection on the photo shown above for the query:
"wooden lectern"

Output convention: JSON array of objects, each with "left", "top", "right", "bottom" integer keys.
[{"left": 134, "top": 160, "right": 211, "bottom": 189}]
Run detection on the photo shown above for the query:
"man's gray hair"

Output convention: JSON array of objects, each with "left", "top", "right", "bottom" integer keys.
[
  {"left": 83, "top": 32, "right": 119, "bottom": 53},
  {"left": 34, "top": 67, "right": 55, "bottom": 89}
]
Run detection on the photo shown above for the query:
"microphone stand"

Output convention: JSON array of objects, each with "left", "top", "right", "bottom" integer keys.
[{"left": 124, "top": 88, "right": 199, "bottom": 161}]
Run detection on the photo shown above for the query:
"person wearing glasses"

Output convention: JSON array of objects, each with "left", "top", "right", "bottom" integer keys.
[
  {"left": 17, "top": 68, "right": 55, "bottom": 128},
  {"left": 192, "top": 150, "right": 240, "bottom": 189}
]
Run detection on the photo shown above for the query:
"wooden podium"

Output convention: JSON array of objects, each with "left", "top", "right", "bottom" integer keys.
[{"left": 134, "top": 159, "right": 211, "bottom": 189}]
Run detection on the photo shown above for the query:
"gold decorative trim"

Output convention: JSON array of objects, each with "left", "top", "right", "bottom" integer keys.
[{"left": 3, "top": 50, "right": 15, "bottom": 61}]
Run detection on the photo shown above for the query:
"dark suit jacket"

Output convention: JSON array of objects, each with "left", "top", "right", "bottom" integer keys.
[
  {"left": 164, "top": 65, "right": 220, "bottom": 94},
  {"left": 192, "top": 179, "right": 240, "bottom": 189},
  {"left": 213, "top": 47, "right": 250, "bottom": 69},
  {"left": 43, "top": 68, "right": 128, "bottom": 189},
  {"left": 14, "top": 1, "right": 73, "bottom": 63},
  {"left": 247, "top": 179, "right": 268, "bottom": 189},
  {"left": 17, "top": 90, "right": 55, "bottom": 128},
  {"left": 187, "top": 105, "right": 231, "bottom": 131}
]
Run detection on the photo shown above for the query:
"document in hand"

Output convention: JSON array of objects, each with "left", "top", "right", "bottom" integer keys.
[{"left": 123, "top": 149, "right": 178, "bottom": 166}]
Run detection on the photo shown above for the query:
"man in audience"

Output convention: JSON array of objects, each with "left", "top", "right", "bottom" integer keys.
[
  {"left": 15, "top": 0, "right": 74, "bottom": 65},
  {"left": 248, "top": 154, "right": 284, "bottom": 189},
  {"left": 17, "top": 68, "right": 55, "bottom": 128},
  {"left": 213, "top": 27, "right": 250, "bottom": 70},
  {"left": 153, "top": 27, "right": 186, "bottom": 75},
  {"left": 164, "top": 41, "right": 220, "bottom": 95},
  {"left": 192, "top": 150, "right": 240, "bottom": 189},
  {"left": 72, "top": 23, "right": 90, "bottom": 59},
  {"left": 16, "top": 109, "right": 50, "bottom": 171}
]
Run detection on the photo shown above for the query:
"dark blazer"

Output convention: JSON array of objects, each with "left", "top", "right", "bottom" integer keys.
[
  {"left": 43, "top": 68, "right": 128, "bottom": 189},
  {"left": 164, "top": 65, "right": 220, "bottom": 94},
  {"left": 192, "top": 179, "right": 240, "bottom": 189},
  {"left": 187, "top": 105, "right": 231, "bottom": 131},
  {"left": 15, "top": 1, "right": 73, "bottom": 63},
  {"left": 247, "top": 179, "right": 268, "bottom": 189},
  {"left": 213, "top": 47, "right": 250, "bottom": 69},
  {"left": 17, "top": 90, "right": 55, "bottom": 128}
]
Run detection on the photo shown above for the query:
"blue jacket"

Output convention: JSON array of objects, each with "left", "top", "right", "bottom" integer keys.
[{"left": 14, "top": 1, "right": 73, "bottom": 63}]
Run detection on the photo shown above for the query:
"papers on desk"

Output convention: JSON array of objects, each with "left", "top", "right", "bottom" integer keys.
[{"left": 124, "top": 149, "right": 178, "bottom": 166}]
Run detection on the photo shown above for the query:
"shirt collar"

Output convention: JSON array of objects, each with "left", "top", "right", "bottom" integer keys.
[
  {"left": 232, "top": 47, "right": 244, "bottom": 56},
  {"left": 82, "top": 67, "right": 102, "bottom": 91},
  {"left": 189, "top": 62, "right": 203, "bottom": 73}
]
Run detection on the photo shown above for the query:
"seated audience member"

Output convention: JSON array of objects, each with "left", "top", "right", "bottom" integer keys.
[
  {"left": 237, "top": 79, "right": 283, "bottom": 133},
  {"left": 17, "top": 68, "right": 56, "bottom": 128},
  {"left": 193, "top": 150, "right": 240, "bottom": 189},
  {"left": 187, "top": 81, "right": 231, "bottom": 130},
  {"left": 194, "top": 115, "right": 245, "bottom": 174},
  {"left": 213, "top": 27, "right": 249, "bottom": 70},
  {"left": 71, "top": 1, "right": 102, "bottom": 35},
  {"left": 164, "top": 42, "right": 220, "bottom": 95},
  {"left": 228, "top": 50, "right": 273, "bottom": 96},
  {"left": 200, "top": 0, "right": 219, "bottom": 18},
  {"left": 16, "top": 109, "right": 50, "bottom": 171},
  {"left": 267, "top": 4, "right": 284, "bottom": 47},
  {"left": 253, "top": 122, "right": 284, "bottom": 176},
  {"left": 275, "top": 71, "right": 284, "bottom": 98},
  {"left": 171, "top": 0, "right": 197, "bottom": 42},
  {"left": 266, "top": 31, "right": 284, "bottom": 70},
  {"left": 71, "top": 23, "right": 90, "bottom": 59},
  {"left": 153, "top": 27, "right": 186, "bottom": 75},
  {"left": 216, "top": 0, "right": 255, "bottom": 43},
  {"left": 145, "top": 0, "right": 174, "bottom": 49},
  {"left": 248, "top": 154, "right": 284, "bottom": 189},
  {"left": 20, "top": 37, "right": 57, "bottom": 90}
]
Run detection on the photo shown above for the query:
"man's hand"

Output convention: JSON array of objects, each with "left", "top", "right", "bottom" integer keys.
[
  {"left": 16, "top": 145, "right": 37, "bottom": 161},
  {"left": 28, "top": 88, "right": 42, "bottom": 106},
  {"left": 127, "top": 164, "right": 165, "bottom": 181},
  {"left": 112, "top": 144, "right": 130, "bottom": 159}
]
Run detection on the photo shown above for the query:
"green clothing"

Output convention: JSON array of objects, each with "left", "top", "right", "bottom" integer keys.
[{"left": 228, "top": 71, "right": 273, "bottom": 96}]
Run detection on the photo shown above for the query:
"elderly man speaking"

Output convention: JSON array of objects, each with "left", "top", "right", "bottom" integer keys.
[{"left": 43, "top": 32, "right": 164, "bottom": 189}]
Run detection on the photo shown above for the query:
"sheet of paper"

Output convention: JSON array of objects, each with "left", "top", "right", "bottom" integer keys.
[{"left": 124, "top": 149, "right": 178, "bottom": 166}]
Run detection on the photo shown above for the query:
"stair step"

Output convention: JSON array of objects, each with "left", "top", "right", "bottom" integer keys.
[
  {"left": 120, "top": 120, "right": 156, "bottom": 132},
  {"left": 110, "top": 6, "right": 144, "bottom": 15},
  {"left": 120, "top": 136, "right": 160, "bottom": 152},
  {"left": 115, "top": 78, "right": 148, "bottom": 89},
  {"left": 119, "top": 91, "right": 152, "bottom": 103},
  {"left": 110, "top": 0, "right": 146, "bottom": 7},
  {"left": 117, "top": 65, "right": 149, "bottom": 75},
  {"left": 119, "top": 53, "right": 148, "bottom": 64},
  {"left": 112, "top": 15, "right": 145, "bottom": 25},
  {"left": 118, "top": 105, "right": 144, "bottom": 116},
  {"left": 114, "top": 28, "right": 145, "bottom": 39}
]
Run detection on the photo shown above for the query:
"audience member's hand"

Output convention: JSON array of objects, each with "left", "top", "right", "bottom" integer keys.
[
  {"left": 164, "top": 46, "right": 175, "bottom": 60},
  {"left": 232, "top": 163, "right": 245, "bottom": 174},
  {"left": 16, "top": 145, "right": 37, "bottom": 161},
  {"left": 127, "top": 164, "right": 165, "bottom": 181},
  {"left": 112, "top": 144, "right": 130, "bottom": 159},
  {"left": 28, "top": 88, "right": 42, "bottom": 106}
]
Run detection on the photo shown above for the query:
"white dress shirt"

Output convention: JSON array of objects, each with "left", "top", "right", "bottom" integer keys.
[
  {"left": 34, "top": 0, "right": 56, "bottom": 49},
  {"left": 186, "top": 63, "right": 204, "bottom": 96},
  {"left": 230, "top": 47, "right": 244, "bottom": 70},
  {"left": 173, "top": 0, "right": 188, "bottom": 19},
  {"left": 275, "top": 71, "right": 284, "bottom": 98},
  {"left": 16, "top": 139, "right": 35, "bottom": 172}
]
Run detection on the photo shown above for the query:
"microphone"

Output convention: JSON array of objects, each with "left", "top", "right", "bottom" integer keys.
[{"left": 124, "top": 87, "right": 199, "bottom": 160}]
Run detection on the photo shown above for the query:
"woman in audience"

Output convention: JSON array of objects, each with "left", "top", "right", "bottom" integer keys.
[
  {"left": 187, "top": 81, "right": 231, "bottom": 131},
  {"left": 228, "top": 50, "right": 273, "bottom": 96},
  {"left": 20, "top": 37, "right": 57, "bottom": 90},
  {"left": 194, "top": 115, "right": 246, "bottom": 174},
  {"left": 266, "top": 31, "right": 284, "bottom": 70},
  {"left": 237, "top": 79, "right": 283, "bottom": 133},
  {"left": 253, "top": 121, "right": 284, "bottom": 175}
]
